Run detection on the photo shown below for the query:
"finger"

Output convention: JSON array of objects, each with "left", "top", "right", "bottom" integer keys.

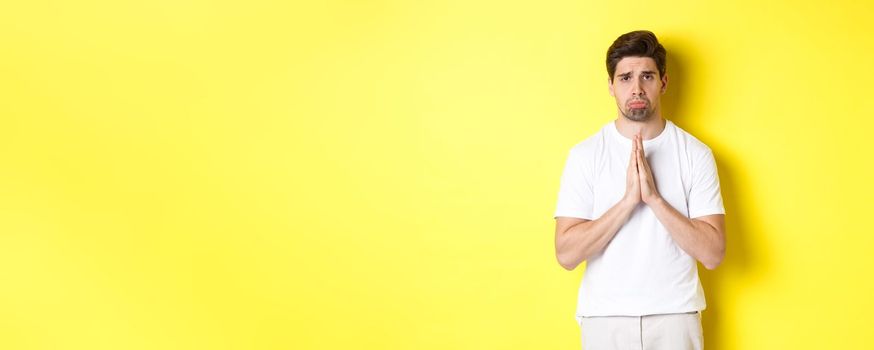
[
  {"left": 637, "top": 134, "right": 645, "bottom": 157},
  {"left": 631, "top": 153, "right": 640, "bottom": 184},
  {"left": 636, "top": 149, "right": 646, "bottom": 177},
  {"left": 639, "top": 147, "right": 652, "bottom": 174},
  {"left": 638, "top": 149, "right": 651, "bottom": 176},
  {"left": 639, "top": 151, "right": 656, "bottom": 189}
]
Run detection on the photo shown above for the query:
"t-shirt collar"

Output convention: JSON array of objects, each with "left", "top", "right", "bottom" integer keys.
[{"left": 610, "top": 119, "right": 672, "bottom": 148}]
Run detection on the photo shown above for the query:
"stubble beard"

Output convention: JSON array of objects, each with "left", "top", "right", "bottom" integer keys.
[{"left": 620, "top": 104, "right": 652, "bottom": 122}]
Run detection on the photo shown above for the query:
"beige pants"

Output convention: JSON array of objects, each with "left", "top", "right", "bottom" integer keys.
[{"left": 580, "top": 312, "right": 703, "bottom": 350}]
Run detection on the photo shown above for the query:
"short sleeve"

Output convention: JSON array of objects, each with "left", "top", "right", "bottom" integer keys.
[
  {"left": 687, "top": 149, "right": 725, "bottom": 218},
  {"left": 553, "top": 147, "right": 595, "bottom": 220}
]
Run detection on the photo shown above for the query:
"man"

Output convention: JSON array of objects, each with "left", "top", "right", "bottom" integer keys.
[{"left": 553, "top": 30, "right": 726, "bottom": 350}]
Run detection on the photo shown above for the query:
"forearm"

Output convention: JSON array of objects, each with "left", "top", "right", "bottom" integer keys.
[
  {"left": 556, "top": 198, "right": 637, "bottom": 270},
  {"left": 648, "top": 198, "right": 725, "bottom": 269}
]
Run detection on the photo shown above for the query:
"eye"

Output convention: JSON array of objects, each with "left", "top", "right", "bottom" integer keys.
[
  {"left": 621, "top": 76, "right": 630, "bottom": 81},
  {"left": 643, "top": 74, "right": 653, "bottom": 80}
]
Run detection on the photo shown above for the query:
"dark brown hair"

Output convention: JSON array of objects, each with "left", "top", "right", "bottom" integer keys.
[{"left": 606, "top": 30, "right": 666, "bottom": 82}]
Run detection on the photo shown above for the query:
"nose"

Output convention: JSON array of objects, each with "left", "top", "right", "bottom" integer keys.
[{"left": 632, "top": 80, "right": 645, "bottom": 97}]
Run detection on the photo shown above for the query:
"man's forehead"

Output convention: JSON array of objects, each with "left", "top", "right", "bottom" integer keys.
[{"left": 615, "top": 56, "right": 659, "bottom": 74}]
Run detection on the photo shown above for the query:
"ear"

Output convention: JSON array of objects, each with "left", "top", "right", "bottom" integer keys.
[
  {"left": 608, "top": 77, "right": 615, "bottom": 97},
  {"left": 660, "top": 73, "right": 668, "bottom": 94}
]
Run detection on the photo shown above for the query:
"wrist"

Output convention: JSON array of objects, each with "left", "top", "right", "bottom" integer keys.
[
  {"left": 645, "top": 195, "right": 665, "bottom": 207},
  {"left": 620, "top": 195, "right": 639, "bottom": 210}
]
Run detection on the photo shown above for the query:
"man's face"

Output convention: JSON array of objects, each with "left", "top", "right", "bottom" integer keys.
[{"left": 609, "top": 56, "right": 668, "bottom": 122}]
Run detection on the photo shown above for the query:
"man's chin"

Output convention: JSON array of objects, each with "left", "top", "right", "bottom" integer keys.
[{"left": 624, "top": 110, "right": 651, "bottom": 122}]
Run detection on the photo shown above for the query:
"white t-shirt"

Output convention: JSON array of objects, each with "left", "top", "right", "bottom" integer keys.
[{"left": 554, "top": 120, "right": 725, "bottom": 322}]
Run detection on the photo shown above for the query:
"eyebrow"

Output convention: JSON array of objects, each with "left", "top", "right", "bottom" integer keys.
[
  {"left": 617, "top": 70, "right": 658, "bottom": 78},
  {"left": 616, "top": 70, "right": 656, "bottom": 78}
]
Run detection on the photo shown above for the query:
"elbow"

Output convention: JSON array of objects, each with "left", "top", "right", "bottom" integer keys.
[
  {"left": 702, "top": 248, "right": 725, "bottom": 270},
  {"left": 556, "top": 253, "right": 581, "bottom": 271},
  {"left": 702, "top": 261, "right": 720, "bottom": 270}
]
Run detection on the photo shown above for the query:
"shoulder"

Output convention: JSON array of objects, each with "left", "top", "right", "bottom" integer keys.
[
  {"left": 670, "top": 121, "right": 713, "bottom": 158},
  {"left": 567, "top": 122, "right": 612, "bottom": 158}
]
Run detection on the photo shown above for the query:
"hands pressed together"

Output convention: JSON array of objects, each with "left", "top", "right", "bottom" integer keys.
[{"left": 624, "top": 134, "right": 662, "bottom": 206}]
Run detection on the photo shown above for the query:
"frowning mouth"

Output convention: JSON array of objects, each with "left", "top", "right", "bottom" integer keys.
[{"left": 628, "top": 100, "right": 648, "bottom": 109}]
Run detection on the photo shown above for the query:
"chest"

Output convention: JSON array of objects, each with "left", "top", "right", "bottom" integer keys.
[{"left": 590, "top": 144, "right": 692, "bottom": 217}]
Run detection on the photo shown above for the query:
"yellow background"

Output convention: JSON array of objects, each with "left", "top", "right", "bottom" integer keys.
[{"left": 1, "top": 1, "right": 872, "bottom": 349}]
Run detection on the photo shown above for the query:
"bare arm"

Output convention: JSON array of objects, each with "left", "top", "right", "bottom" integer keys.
[
  {"left": 554, "top": 138, "right": 643, "bottom": 271},
  {"left": 554, "top": 199, "right": 636, "bottom": 271},
  {"left": 648, "top": 203, "right": 725, "bottom": 269},
  {"left": 634, "top": 134, "right": 726, "bottom": 270}
]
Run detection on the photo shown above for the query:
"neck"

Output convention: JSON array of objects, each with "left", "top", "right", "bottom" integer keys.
[{"left": 615, "top": 116, "right": 667, "bottom": 141}]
